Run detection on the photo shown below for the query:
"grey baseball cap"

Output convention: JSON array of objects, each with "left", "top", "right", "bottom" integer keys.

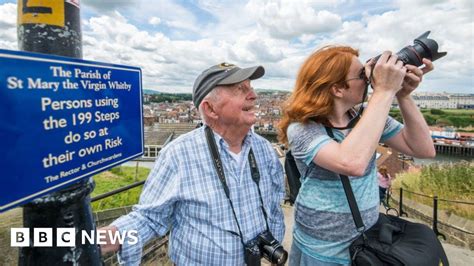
[{"left": 192, "top": 62, "right": 265, "bottom": 108}]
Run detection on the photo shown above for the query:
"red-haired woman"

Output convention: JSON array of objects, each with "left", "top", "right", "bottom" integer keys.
[{"left": 278, "top": 46, "right": 435, "bottom": 266}]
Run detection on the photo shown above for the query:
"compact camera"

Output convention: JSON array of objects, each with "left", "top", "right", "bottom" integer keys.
[{"left": 244, "top": 231, "right": 288, "bottom": 266}]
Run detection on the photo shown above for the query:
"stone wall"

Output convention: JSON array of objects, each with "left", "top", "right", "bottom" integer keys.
[
  {"left": 0, "top": 207, "right": 22, "bottom": 266},
  {"left": 389, "top": 197, "right": 474, "bottom": 250}
]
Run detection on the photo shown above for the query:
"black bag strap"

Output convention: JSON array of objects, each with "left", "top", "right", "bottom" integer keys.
[
  {"left": 324, "top": 127, "right": 365, "bottom": 232},
  {"left": 205, "top": 126, "right": 270, "bottom": 246}
]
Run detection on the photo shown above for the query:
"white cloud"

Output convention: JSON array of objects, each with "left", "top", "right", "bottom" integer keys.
[
  {"left": 132, "top": 0, "right": 201, "bottom": 35},
  {"left": 246, "top": 0, "right": 343, "bottom": 39},
  {"left": 82, "top": 0, "right": 134, "bottom": 13},
  {"left": 149, "top": 17, "right": 162, "bottom": 26},
  {"left": 224, "top": 32, "right": 287, "bottom": 64},
  {"left": 0, "top": 3, "right": 17, "bottom": 50},
  {"left": 0, "top": 0, "right": 471, "bottom": 93}
]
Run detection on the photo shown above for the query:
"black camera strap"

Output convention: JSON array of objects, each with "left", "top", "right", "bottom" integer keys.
[
  {"left": 248, "top": 149, "right": 270, "bottom": 230},
  {"left": 205, "top": 126, "right": 270, "bottom": 246},
  {"left": 324, "top": 127, "right": 365, "bottom": 232}
]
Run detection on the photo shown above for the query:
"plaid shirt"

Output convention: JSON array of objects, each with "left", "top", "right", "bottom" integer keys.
[{"left": 112, "top": 127, "right": 285, "bottom": 265}]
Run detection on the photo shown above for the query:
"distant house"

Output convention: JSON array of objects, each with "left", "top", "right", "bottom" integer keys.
[
  {"left": 143, "top": 106, "right": 155, "bottom": 126},
  {"left": 376, "top": 145, "right": 410, "bottom": 176},
  {"left": 410, "top": 93, "right": 474, "bottom": 109}
]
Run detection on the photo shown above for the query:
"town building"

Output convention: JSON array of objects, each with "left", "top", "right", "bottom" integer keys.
[{"left": 410, "top": 93, "right": 474, "bottom": 109}]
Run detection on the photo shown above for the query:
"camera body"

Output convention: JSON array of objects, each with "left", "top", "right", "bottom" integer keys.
[{"left": 244, "top": 231, "right": 288, "bottom": 266}]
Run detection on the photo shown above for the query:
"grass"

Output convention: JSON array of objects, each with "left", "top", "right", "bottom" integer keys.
[
  {"left": 91, "top": 165, "right": 150, "bottom": 211},
  {"left": 389, "top": 108, "right": 474, "bottom": 128},
  {"left": 392, "top": 161, "right": 474, "bottom": 220},
  {"left": 440, "top": 109, "right": 474, "bottom": 115}
]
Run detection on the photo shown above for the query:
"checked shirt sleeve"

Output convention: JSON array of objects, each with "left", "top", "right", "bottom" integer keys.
[
  {"left": 266, "top": 146, "right": 286, "bottom": 243},
  {"left": 111, "top": 148, "right": 180, "bottom": 265}
]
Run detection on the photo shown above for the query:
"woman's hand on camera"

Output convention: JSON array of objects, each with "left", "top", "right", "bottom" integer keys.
[
  {"left": 370, "top": 51, "right": 407, "bottom": 95},
  {"left": 397, "top": 58, "right": 434, "bottom": 98}
]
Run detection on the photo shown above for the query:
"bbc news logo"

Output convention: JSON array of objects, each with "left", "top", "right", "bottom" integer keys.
[{"left": 11, "top": 228, "right": 138, "bottom": 247}]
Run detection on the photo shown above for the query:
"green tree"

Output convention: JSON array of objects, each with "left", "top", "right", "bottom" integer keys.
[
  {"left": 423, "top": 114, "right": 437, "bottom": 125},
  {"left": 446, "top": 116, "right": 473, "bottom": 128},
  {"left": 389, "top": 110, "right": 403, "bottom": 123},
  {"left": 435, "top": 118, "right": 453, "bottom": 127},
  {"left": 430, "top": 109, "right": 445, "bottom": 115}
]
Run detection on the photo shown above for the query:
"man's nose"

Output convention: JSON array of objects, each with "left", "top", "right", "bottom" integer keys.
[{"left": 247, "top": 87, "right": 257, "bottom": 100}]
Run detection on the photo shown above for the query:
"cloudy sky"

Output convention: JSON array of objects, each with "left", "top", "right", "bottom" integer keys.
[{"left": 0, "top": 0, "right": 472, "bottom": 93}]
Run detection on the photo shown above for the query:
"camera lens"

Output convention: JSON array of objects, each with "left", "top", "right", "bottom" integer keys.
[
  {"left": 372, "top": 31, "right": 447, "bottom": 67},
  {"left": 262, "top": 244, "right": 288, "bottom": 265},
  {"left": 273, "top": 247, "right": 288, "bottom": 265}
]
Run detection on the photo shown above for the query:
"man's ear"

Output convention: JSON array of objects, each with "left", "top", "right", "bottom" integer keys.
[
  {"left": 330, "top": 84, "right": 344, "bottom": 98},
  {"left": 202, "top": 101, "right": 219, "bottom": 120}
]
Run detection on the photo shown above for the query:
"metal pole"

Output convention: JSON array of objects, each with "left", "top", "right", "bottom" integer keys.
[
  {"left": 135, "top": 161, "right": 139, "bottom": 181},
  {"left": 432, "top": 196, "right": 446, "bottom": 240},
  {"left": 399, "top": 188, "right": 408, "bottom": 217},
  {"left": 18, "top": 1, "right": 101, "bottom": 265},
  {"left": 18, "top": 0, "right": 82, "bottom": 57}
]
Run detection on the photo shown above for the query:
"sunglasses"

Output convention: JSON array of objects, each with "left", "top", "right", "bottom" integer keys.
[{"left": 345, "top": 67, "right": 369, "bottom": 84}]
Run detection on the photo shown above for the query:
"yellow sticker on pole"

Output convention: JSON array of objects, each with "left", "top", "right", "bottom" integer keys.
[{"left": 18, "top": 0, "right": 65, "bottom": 27}]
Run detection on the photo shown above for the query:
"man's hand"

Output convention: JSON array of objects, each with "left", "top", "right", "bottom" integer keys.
[
  {"left": 98, "top": 226, "right": 121, "bottom": 255},
  {"left": 397, "top": 58, "right": 434, "bottom": 98}
]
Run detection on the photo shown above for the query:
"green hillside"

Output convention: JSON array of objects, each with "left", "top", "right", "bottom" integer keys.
[
  {"left": 91, "top": 166, "right": 150, "bottom": 211},
  {"left": 389, "top": 109, "right": 474, "bottom": 129}
]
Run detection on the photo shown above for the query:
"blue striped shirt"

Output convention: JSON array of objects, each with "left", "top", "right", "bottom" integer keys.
[
  {"left": 287, "top": 116, "right": 402, "bottom": 265},
  {"left": 112, "top": 126, "right": 285, "bottom": 265}
]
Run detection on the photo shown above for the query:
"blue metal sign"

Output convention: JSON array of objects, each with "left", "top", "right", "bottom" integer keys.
[{"left": 0, "top": 49, "right": 144, "bottom": 212}]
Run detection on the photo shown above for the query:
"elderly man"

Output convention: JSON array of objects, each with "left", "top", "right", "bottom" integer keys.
[{"left": 100, "top": 63, "right": 286, "bottom": 265}]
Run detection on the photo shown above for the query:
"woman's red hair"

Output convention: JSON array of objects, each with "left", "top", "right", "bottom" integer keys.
[{"left": 278, "top": 45, "right": 359, "bottom": 145}]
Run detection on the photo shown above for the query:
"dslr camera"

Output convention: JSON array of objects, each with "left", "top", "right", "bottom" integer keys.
[
  {"left": 372, "top": 31, "right": 447, "bottom": 67},
  {"left": 244, "top": 231, "right": 288, "bottom": 266}
]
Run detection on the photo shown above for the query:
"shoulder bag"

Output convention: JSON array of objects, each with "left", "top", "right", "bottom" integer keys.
[{"left": 325, "top": 127, "right": 449, "bottom": 266}]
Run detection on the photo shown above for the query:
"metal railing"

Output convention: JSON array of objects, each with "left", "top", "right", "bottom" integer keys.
[
  {"left": 394, "top": 187, "right": 474, "bottom": 240},
  {"left": 143, "top": 145, "right": 162, "bottom": 159},
  {"left": 91, "top": 180, "right": 145, "bottom": 202},
  {"left": 163, "top": 131, "right": 175, "bottom": 146},
  {"left": 381, "top": 189, "right": 399, "bottom": 216}
]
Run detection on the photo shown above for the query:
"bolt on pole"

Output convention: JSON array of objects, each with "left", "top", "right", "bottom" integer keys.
[{"left": 17, "top": 1, "right": 101, "bottom": 265}]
